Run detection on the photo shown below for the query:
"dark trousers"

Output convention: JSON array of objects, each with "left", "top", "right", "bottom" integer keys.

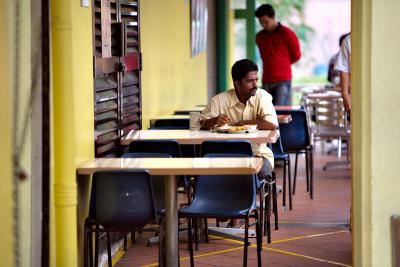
[{"left": 263, "top": 80, "right": 292, "bottom": 106}]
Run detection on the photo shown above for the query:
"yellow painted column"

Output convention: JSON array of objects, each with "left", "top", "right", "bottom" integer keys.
[
  {"left": 51, "top": 0, "right": 94, "bottom": 265},
  {"left": 0, "top": 1, "right": 15, "bottom": 266},
  {"left": 51, "top": 0, "right": 78, "bottom": 266},
  {"left": 353, "top": 0, "right": 400, "bottom": 266},
  {"left": 352, "top": 1, "right": 372, "bottom": 265}
]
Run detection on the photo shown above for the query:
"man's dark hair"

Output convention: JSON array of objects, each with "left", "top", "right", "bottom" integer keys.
[
  {"left": 255, "top": 4, "right": 275, "bottom": 18},
  {"left": 231, "top": 59, "right": 258, "bottom": 82}
]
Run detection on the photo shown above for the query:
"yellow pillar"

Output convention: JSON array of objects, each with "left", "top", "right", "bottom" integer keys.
[
  {"left": 353, "top": 0, "right": 400, "bottom": 266},
  {"left": 0, "top": 1, "right": 15, "bottom": 266},
  {"left": 51, "top": 0, "right": 94, "bottom": 266},
  {"left": 352, "top": 1, "right": 372, "bottom": 265},
  {"left": 51, "top": 0, "right": 78, "bottom": 266}
]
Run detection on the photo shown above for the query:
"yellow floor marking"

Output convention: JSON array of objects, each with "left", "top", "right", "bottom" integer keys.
[
  {"left": 131, "top": 230, "right": 350, "bottom": 266},
  {"left": 110, "top": 238, "right": 132, "bottom": 266},
  {"left": 112, "top": 249, "right": 127, "bottom": 266},
  {"left": 270, "top": 230, "right": 348, "bottom": 244},
  {"left": 265, "top": 246, "right": 352, "bottom": 267}
]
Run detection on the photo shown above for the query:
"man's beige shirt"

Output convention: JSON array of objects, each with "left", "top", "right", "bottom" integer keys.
[{"left": 200, "top": 88, "right": 278, "bottom": 166}]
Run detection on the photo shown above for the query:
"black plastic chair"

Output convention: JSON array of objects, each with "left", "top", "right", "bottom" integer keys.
[
  {"left": 200, "top": 140, "right": 277, "bottom": 242},
  {"left": 179, "top": 174, "right": 262, "bottom": 267},
  {"left": 150, "top": 118, "right": 189, "bottom": 129},
  {"left": 269, "top": 136, "right": 292, "bottom": 210},
  {"left": 276, "top": 109, "right": 314, "bottom": 199},
  {"left": 200, "top": 140, "right": 253, "bottom": 156},
  {"left": 121, "top": 152, "right": 172, "bottom": 213},
  {"left": 147, "top": 121, "right": 196, "bottom": 157},
  {"left": 129, "top": 140, "right": 182, "bottom": 158},
  {"left": 128, "top": 140, "right": 193, "bottom": 206},
  {"left": 84, "top": 170, "right": 162, "bottom": 267},
  {"left": 203, "top": 153, "right": 272, "bottom": 245}
]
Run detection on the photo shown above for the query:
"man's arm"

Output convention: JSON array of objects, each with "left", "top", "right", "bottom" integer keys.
[
  {"left": 285, "top": 28, "right": 301, "bottom": 64},
  {"left": 340, "top": 71, "right": 351, "bottom": 112},
  {"left": 200, "top": 114, "right": 231, "bottom": 130}
]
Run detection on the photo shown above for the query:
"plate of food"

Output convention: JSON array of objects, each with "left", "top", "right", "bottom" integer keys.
[{"left": 214, "top": 124, "right": 258, "bottom": 134}]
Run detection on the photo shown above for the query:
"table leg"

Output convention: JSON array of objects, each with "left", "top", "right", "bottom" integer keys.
[{"left": 165, "top": 175, "right": 179, "bottom": 266}]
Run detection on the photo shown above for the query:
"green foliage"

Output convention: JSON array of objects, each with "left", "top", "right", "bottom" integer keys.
[{"left": 293, "top": 74, "right": 327, "bottom": 84}]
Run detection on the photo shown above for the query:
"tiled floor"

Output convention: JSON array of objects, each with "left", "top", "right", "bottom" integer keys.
[{"left": 114, "top": 143, "right": 352, "bottom": 267}]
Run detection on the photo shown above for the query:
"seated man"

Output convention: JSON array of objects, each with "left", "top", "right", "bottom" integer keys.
[{"left": 200, "top": 58, "right": 278, "bottom": 182}]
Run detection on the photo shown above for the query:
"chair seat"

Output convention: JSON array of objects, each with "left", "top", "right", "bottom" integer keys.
[
  {"left": 273, "top": 151, "right": 289, "bottom": 160},
  {"left": 180, "top": 205, "right": 255, "bottom": 218}
]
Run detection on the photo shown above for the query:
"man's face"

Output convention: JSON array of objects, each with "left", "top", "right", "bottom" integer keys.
[
  {"left": 235, "top": 71, "right": 258, "bottom": 99},
  {"left": 258, "top": 15, "right": 276, "bottom": 32}
]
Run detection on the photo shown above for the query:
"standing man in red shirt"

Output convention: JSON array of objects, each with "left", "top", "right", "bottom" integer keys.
[{"left": 255, "top": 4, "right": 301, "bottom": 105}]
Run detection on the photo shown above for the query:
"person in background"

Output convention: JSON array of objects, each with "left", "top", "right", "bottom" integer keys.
[
  {"left": 327, "top": 33, "right": 349, "bottom": 86},
  {"left": 200, "top": 58, "right": 278, "bottom": 187},
  {"left": 255, "top": 3, "right": 301, "bottom": 105},
  {"left": 335, "top": 33, "right": 351, "bottom": 111}
]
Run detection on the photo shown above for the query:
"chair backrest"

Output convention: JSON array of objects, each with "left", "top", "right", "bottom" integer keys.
[
  {"left": 200, "top": 140, "right": 253, "bottom": 157},
  {"left": 276, "top": 109, "right": 311, "bottom": 152},
  {"left": 151, "top": 118, "right": 189, "bottom": 129},
  {"left": 129, "top": 140, "right": 182, "bottom": 158},
  {"left": 89, "top": 170, "right": 158, "bottom": 228},
  {"left": 191, "top": 174, "right": 257, "bottom": 211},
  {"left": 121, "top": 152, "right": 171, "bottom": 211},
  {"left": 268, "top": 136, "right": 287, "bottom": 156},
  {"left": 314, "top": 97, "right": 347, "bottom": 128}
]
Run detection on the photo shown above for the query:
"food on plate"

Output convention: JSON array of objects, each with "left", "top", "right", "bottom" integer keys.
[
  {"left": 229, "top": 126, "right": 247, "bottom": 131},
  {"left": 243, "top": 124, "right": 257, "bottom": 131}
]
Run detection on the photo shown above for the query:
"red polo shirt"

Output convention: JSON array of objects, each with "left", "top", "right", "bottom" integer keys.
[{"left": 256, "top": 23, "right": 301, "bottom": 84}]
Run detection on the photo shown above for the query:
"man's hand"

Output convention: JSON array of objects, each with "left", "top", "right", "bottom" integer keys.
[
  {"left": 214, "top": 114, "right": 231, "bottom": 126},
  {"left": 342, "top": 94, "right": 351, "bottom": 112},
  {"left": 200, "top": 114, "right": 232, "bottom": 130}
]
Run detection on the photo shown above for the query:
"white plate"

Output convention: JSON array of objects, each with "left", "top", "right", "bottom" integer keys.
[{"left": 214, "top": 126, "right": 258, "bottom": 134}]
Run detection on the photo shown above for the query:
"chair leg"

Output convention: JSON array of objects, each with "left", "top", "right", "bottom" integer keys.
[
  {"left": 310, "top": 151, "right": 313, "bottom": 197},
  {"left": 288, "top": 157, "right": 292, "bottom": 210},
  {"left": 255, "top": 212, "right": 262, "bottom": 267},
  {"left": 84, "top": 221, "right": 91, "bottom": 267},
  {"left": 106, "top": 232, "right": 112, "bottom": 267},
  {"left": 187, "top": 218, "right": 195, "bottom": 267},
  {"left": 158, "top": 218, "right": 165, "bottom": 267},
  {"left": 258, "top": 184, "right": 264, "bottom": 236},
  {"left": 94, "top": 225, "right": 99, "bottom": 267},
  {"left": 194, "top": 218, "right": 199, "bottom": 251},
  {"left": 273, "top": 179, "right": 279, "bottom": 230},
  {"left": 131, "top": 231, "right": 136, "bottom": 243},
  {"left": 293, "top": 152, "right": 299, "bottom": 194},
  {"left": 282, "top": 164, "right": 286, "bottom": 208},
  {"left": 264, "top": 184, "right": 271, "bottom": 242},
  {"left": 123, "top": 232, "right": 128, "bottom": 251},
  {"left": 243, "top": 218, "right": 249, "bottom": 267},
  {"left": 305, "top": 151, "right": 310, "bottom": 192},
  {"left": 204, "top": 218, "right": 209, "bottom": 243}
]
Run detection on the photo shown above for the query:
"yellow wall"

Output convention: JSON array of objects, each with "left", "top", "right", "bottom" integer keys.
[
  {"left": 0, "top": 0, "right": 14, "bottom": 266},
  {"left": 353, "top": 0, "right": 400, "bottom": 266},
  {"left": 140, "top": 0, "right": 208, "bottom": 128},
  {"left": 51, "top": 0, "right": 94, "bottom": 266}
]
